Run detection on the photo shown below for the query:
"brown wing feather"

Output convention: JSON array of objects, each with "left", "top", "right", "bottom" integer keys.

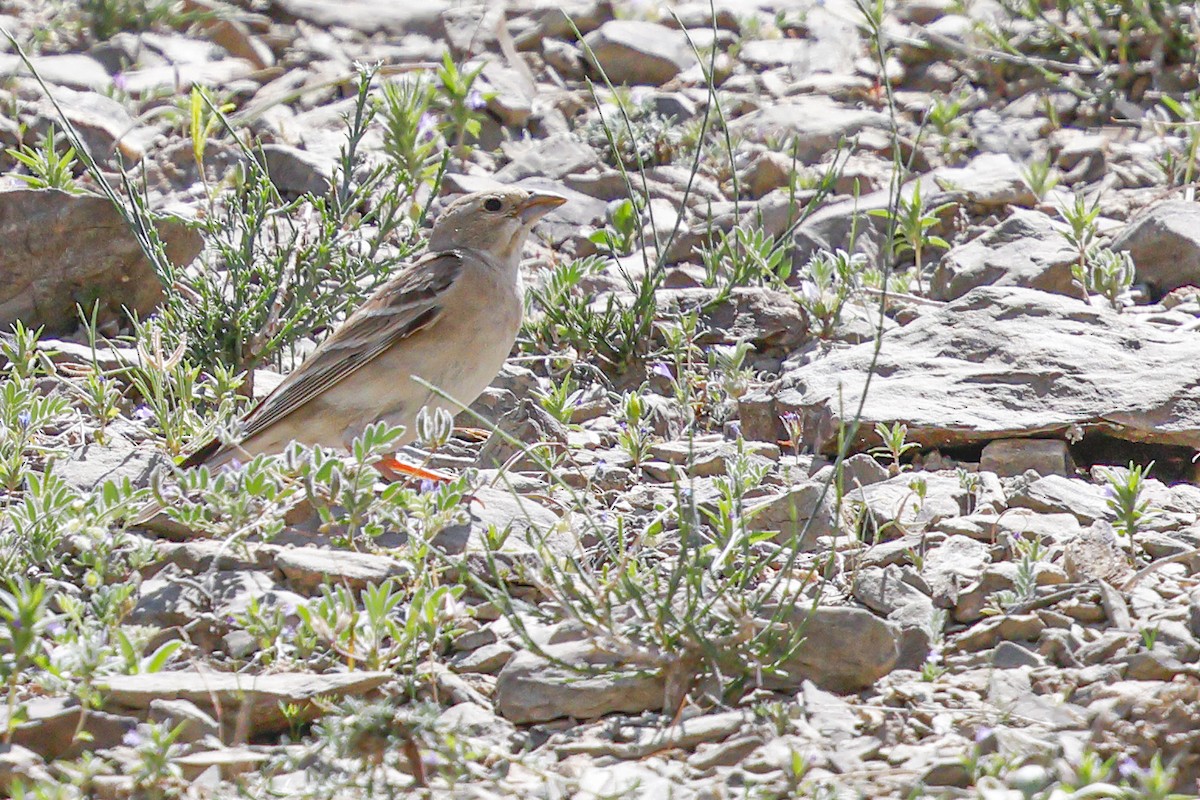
[{"left": 183, "top": 250, "right": 464, "bottom": 467}]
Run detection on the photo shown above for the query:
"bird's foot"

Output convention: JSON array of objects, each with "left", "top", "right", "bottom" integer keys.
[{"left": 374, "top": 456, "right": 455, "bottom": 484}]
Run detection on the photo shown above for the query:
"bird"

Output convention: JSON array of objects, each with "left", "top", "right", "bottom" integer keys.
[{"left": 177, "top": 187, "right": 566, "bottom": 479}]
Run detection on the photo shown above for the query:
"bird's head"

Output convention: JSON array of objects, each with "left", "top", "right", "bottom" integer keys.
[{"left": 428, "top": 188, "right": 566, "bottom": 262}]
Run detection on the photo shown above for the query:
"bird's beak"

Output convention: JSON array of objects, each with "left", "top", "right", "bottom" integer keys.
[{"left": 517, "top": 192, "right": 567, "bottom": 223}]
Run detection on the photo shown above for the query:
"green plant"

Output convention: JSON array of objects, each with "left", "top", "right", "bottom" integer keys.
[
  {"left": 1104, "top": 460, "right": 1159, "bottom": 545},
  {"left": 582, "top": 103, "right": 683, "bottom": 169},
  {"left": 707, "top": 340, "right": 755, "bottom": 405},
  {"left": 522, "top": 255, "right": 654, "bottom": 372},
  {"left": 433, "top": 52, "right": 490, "bottom": 160},
  {"left": 615, "top": 391, "right": 654, "bottom": 467},
  {"left": 6, "top": 126, "right": 80, "bottom": 192},
  {"left": 135, "top": 66, "right": 420, "bottom": 393},
  {"left": 125, "top": 318, "right": 243, "bottom": 458},
  {"left": 65, "top": 0, "right": 205, "bottom": 43},
  {"left": 780, "top": 412, "right": 804, "bottom": 458},
  {"left": 535, "top": 372, "right": 584, "bottom": 425},
  {"left": 295, "top": 578, "right": 464, "bottom": 673},
  {"left": 784, "top": 248, "right": 869, "bottom": 339},
  {"left": 1056, "top": 191, "right": 1102, "bottom": 291},
  {"left": 1072, "top": 247, "right": 1135, "bottom": 309},
  {"left": 869, "top": 422, "right": 919, "bottom": 474},
  {"left": 0, "top": 579, "right": 56, "bottom": 743},
  {"left": 0, "top": 326, "right": 73, "bottom": 491},
  {"left": 1159, "top": 94, "right": 1200, "bottom": 188},
  {"left": 127, "top": 721, "right": 186, "bottom": 799},
  {"left": 869, "top": 182, "right": 952, "bottom": 295},
  {"left": 1140, "top": 624, "right": 1160, "bottom": 651},
  {"left": 1021, "top": 155, "right": 1060, "bottom": 201},
  {"left": 187, "top": 87, "right": 236, "bottom": 185},
  {"left": 377, "top": 75, "right": 440, "bottom": 193},
  {"left": 699, "top": 225, "right": 790, "bottom": 305},
  {"left": 589, "top": 197, "right": 641, "bottom": 257},
  {"left": 986, "top": 538, "right": 1044, "bottom": 615}
]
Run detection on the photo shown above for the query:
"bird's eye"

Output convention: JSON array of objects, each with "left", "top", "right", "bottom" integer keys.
[{"left": 483, "top": 197, "right": 503, "bottom": 212}]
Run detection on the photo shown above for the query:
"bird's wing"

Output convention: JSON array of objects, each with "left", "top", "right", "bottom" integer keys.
[{"left": 183, "top": 250, "right": 464, "bottom": 467}]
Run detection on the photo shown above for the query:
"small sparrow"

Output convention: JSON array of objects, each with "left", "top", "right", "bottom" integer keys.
[{"left": 183, "top": 188, "right": 566, "bottom": 473}]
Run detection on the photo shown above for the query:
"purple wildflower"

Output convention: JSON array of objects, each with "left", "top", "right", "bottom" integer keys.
[
  {"left": 16, "top": 411, "right": 30, "bottom": 429},
  {"left": 650, "top": 362, "right": 673, "bottom": 380},
  {"left": 122, "top": 729, "right": 142, "bottom": 747},
  {"left": 132, "top": 405, "right": 154, "bottom": 422},
  {"left": 973, "top": 726, "right": 993, "bottom": 745},
  {"left": 419, "top": 478, "right": 436, "bottom": 494},
  {"left": 416, "top": 112, "right": 437, "bottom": 142},
  {"left": 1117, "top": 757, "right": 1142, "bottom": 780},
  {"left": 465, "top": 89, "right": 486, "bottom": 110}
]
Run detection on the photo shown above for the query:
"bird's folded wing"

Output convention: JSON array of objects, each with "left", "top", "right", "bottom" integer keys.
[{"left": 182, "top": 250, "right": 464, "bottom": 467}]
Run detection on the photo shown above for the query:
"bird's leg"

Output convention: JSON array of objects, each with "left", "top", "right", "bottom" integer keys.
[{"left": 374, "top": 456, "right": 455, "bottom": 483}]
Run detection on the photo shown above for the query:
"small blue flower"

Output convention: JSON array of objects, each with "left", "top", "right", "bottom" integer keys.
[
  {"left": 650, "top": 362, "right": 673, "bottom": 380},
  {"left": 16, "top": 411, "right": 30, "bottom": 429},
  {"left": 122, "top": 729, "right": 142, "bottom": 747},
  {"left": 465, "top": 89, "right": 486, "bottom": 110},
  {"left": 417, "top": 112, "right": 437, "bottom": 142},
  {"left": 132, "top": 405, "right": 154, "bottom": 422},
  {"left": 1117, "top": 757, "right": 1142, "bottom": 779},
  {"left": 419, "top": 478, "right": 436, "bottom": 494}
]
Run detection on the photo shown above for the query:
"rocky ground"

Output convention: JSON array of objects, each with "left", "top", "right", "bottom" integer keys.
[{"left": 1, "top": 0, "right": 1200, "bottom": 798}]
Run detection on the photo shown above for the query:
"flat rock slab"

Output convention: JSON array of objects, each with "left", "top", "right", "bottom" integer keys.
[
  {"left": 496, "top": 640, "right": 666, "bottom": 724},
  {"left": 743, "top": 286, "right": 1200, "bottom": 452},
  {"left": 0, "top": 189, "right": 201, "bottom": 333},
  {"left": 100, "top": 670, "right": 390, "bottom": 736}
]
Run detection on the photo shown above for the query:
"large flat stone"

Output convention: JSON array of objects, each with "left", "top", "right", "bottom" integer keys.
[{"left": 742, "top": 287, "right": 1200, "bottom": 453}]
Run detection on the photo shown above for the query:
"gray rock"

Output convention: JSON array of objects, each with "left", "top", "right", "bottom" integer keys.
[
  {"left": 495, "top": 640, "right": 666, "bottom": 723},
  {"left": 980, "top": 438, "right": 1075, "bottom": 477},
  {"left": 270, "top": 0, "right": 448, "bottom": 35},
  {"left": 768, "top": 606, "right": 900, "bottom": 692},
  {"left": 852, "top": 566, "right": 931, "bottom": 616},
  {"left": 262, "top": 144, "right": 333, "bottom": 196},
  {"left": 496, "top": 133, "right": 602, "bottom": 182},
  {"left": 730, "top": 96, "right": 890, "bottom": 161},
  {"left": 0, "top": 53, "right": 112, "bottom": 91},
  {"left": 582, "top": 21, "right": 694, "bottom": 85},
  {"left": 100, "top": 670, "right": 391, "bottom": 737},
  {"left": 1007, "top": 475, "right": 1111, "bottom": 523},
  {"left": 921, "top": 535, "right": 991, "bottom": 600},
  {"left": 927, "top": 152, "right": 1036, "bottom": 208},
  {"left": 1111, "top": 200, "right": 1200, "bottom": 295},
  {"left": 0, "top": 189, "right": 201, "bottom": 333},
  {"left": 745, "top": 481, "right": 838, "bottom": 549},
  {"left": 147, "top": 698, "right": 220, "bottom": 744},
  {"left": 3, "top": 696, "right": 136, "bottom": 760},
  {"left": 932, "top": 209, "right": 1077, "bottom": 301},
  {"left": 740, "top": 287, "right": 1200, "bottom": 453},
  {"left": 656, "top": 286, "right": 810, "bottom": 353},
  {"left": 992, "top": 641, "right": 1046, "bottom": 669},
  {"left": 130, "top": 567, "right": 306, "bottom": 636},
  {"left": 430, "top": 485, "right": 575, "bottom": 561},
  {"left": 0, "top": 743, "right": 51, "bottom": 795},
  {"left": 851, "top": 472, "right": 973, "bottom": 538},
  {"left": 275, "top": 548, "right": 410, "bottom": 593},
  {"left": 57, "top": 434, "right": 163, "bottom": 493},
  {"left": 1063, "top": 522, "right": 1133, "bottom": 584}
]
